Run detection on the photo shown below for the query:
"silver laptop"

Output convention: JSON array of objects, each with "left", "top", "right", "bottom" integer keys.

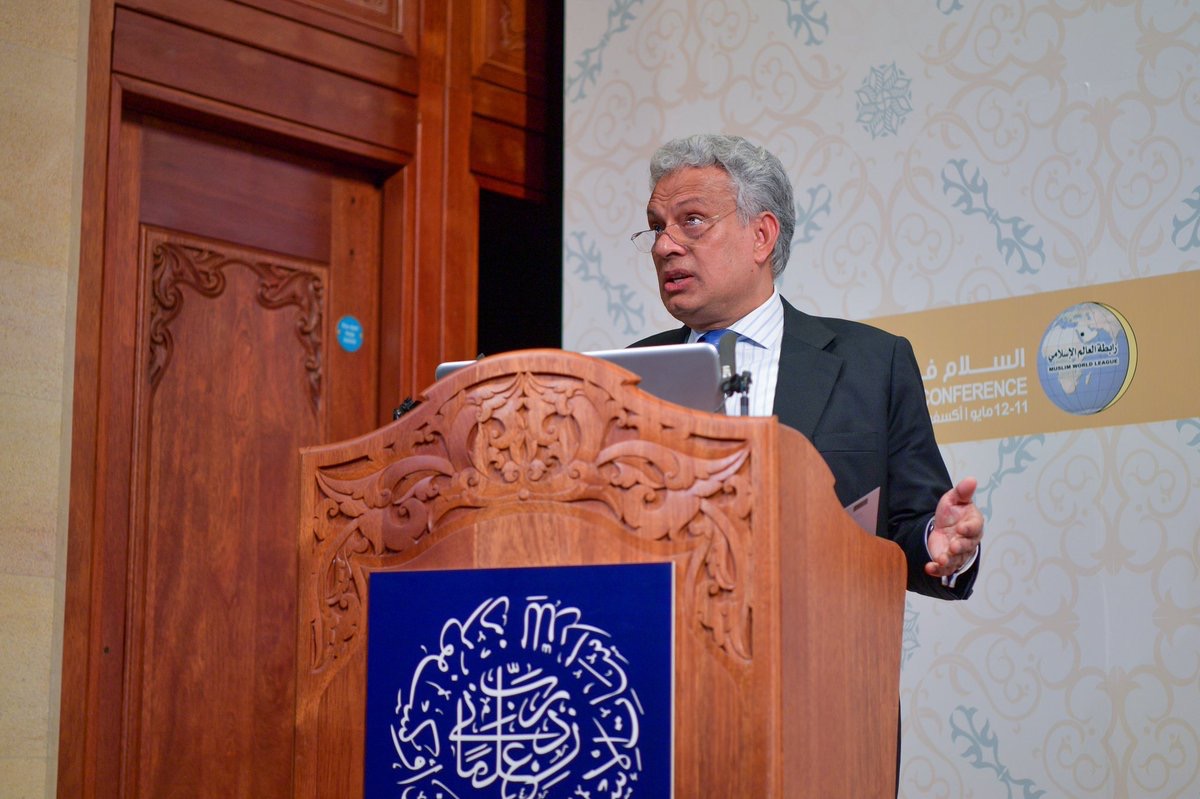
[{"left": 434, "top": 344, "right": 725, "bottom": 413}]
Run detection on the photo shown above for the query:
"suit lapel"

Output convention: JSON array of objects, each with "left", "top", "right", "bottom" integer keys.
[{"left": 773, "top": 300, "right": 842, "bottom": 438}]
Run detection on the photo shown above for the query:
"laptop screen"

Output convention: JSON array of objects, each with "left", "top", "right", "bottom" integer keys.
[{"left": 434, "top": 344, "right": 724, "bottom": 413}]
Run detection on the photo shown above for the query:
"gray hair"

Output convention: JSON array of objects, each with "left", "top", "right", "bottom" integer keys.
[{"left": 650, "top": 134, "right": 796, "bottom": 277}]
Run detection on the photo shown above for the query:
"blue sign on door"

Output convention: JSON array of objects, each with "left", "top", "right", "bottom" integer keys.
[{"left": 336, "top": 315, "right": 363, "bottom": 353}]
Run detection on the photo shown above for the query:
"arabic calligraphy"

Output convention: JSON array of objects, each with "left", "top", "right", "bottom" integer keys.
[
  {"left": 1043, "top": 339, "right": 1119, "bottom": 371},
  {"left": 922, "top": 347, "right": 1033, "bottom": 427},
  {"left": 389, "top": 595, "right": 646, "bottom": 799},
  {"left": 922, "top": 347, "right": 1027, "bottom": 383}
]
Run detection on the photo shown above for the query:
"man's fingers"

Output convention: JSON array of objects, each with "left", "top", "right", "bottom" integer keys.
[
  {"left": 952, "top": 521, "right": 982, "bottom": 541},
  {"left": 953, "top": 476, "right": 978, "bottom": 505},
  {"left": 926, "top": 558, "right": 961, "bottom": 577}
]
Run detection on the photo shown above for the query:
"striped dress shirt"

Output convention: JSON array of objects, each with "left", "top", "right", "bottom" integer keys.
[{"left": 687, "top": 289, "right": 784, "bottom": 417}]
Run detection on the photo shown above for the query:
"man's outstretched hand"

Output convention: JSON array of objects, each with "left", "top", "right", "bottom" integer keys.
[{"left": 926, "top": 477, "right": 983, "bottom": 578}]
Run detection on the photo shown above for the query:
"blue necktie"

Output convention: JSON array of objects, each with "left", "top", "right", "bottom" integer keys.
[{"left": 698, "top": 328, "right": 734, "bottom": 346}]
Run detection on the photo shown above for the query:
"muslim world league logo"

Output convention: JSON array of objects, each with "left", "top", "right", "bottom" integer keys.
[{"left": 1037, "top": 302, "right": 1137, "bottom": 415}]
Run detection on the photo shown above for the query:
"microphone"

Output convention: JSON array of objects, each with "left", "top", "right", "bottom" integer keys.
[
  {"left": 716, "top": 330, "right": 738, "bottom": 388},
  {"left": 700, "top": 329, "right": 751, "bottom": 416},
  {"left": 715, "top": 331, "right": 753, "bottom": 416}
]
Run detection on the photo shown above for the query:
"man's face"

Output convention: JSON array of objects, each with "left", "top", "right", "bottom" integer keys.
[{"left": 645, "top": 165, "right": 778, "bottom": 331}]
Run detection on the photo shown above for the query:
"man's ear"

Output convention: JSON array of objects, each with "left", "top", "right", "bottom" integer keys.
[{"left": 751, "top": 212, "right": 781, "bottom": 267}]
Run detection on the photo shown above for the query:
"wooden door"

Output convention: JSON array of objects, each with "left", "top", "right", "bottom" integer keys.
[
  {"left": 59, "top": 0, "right": 557, "bottom": 795},
  {"left": 59, "top": 3, "right": 424, "bottom": 795},
  {"left": 129, "top": 114, "right": 379, "bottom": 794},
  {"left": 65, "top": 103, "right": 390, "bottom": 796}
]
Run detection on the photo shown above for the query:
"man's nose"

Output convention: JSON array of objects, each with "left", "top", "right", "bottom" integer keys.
[{"left": 653, "top": 228, "right": 686, "bottom": 255}]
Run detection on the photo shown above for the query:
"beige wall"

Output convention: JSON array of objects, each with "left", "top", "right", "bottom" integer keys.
[
  {"left": 565, "top": 2, "right": 1200, "bottom": 796},
  {"left": 0, "top": 0, "right": 87, "bottom": 796}
]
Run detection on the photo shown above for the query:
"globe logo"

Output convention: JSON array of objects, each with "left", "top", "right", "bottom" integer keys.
[{"left": 1036, "top": 302, "right": 1137, "bottom": 415}]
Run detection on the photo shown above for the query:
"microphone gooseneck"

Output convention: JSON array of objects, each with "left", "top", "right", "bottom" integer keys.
[
  {"left": 716, "top": 329, "right": 737, "bottom": 385},
  {"left": 706, "top": 330, "right": 752, "bottom": 416}
]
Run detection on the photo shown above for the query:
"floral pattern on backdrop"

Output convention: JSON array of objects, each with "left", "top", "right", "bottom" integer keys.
[{"left": 563, "top": 2, "right": 1200, "bottom": 796}]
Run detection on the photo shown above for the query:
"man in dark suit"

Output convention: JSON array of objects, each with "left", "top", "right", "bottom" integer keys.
[{"left": 630, "top": 134, "right": 981, "bottom": 598}]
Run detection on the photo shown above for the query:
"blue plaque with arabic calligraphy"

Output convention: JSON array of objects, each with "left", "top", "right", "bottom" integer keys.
[{"left": 364, "top": 563, "right": 674, "bottom": 798}]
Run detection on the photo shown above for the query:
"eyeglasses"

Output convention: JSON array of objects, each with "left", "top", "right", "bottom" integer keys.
[{"left": 630, "top": 210, "right": 732, "bottom": 253}]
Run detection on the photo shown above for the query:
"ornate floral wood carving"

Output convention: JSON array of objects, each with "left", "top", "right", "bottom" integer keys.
[
  {"left": 304, "top": 360, "right": 755, "bottom": 674},
  {"left": 145, "top": 228, "right": 324, "bottom": 411}
]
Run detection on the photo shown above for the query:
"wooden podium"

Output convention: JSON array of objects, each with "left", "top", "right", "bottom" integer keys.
[{"left": 293, "top": 350, "right": 905, "bottom": 797}]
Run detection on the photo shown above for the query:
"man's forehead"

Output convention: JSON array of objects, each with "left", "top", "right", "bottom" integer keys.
[{"left": 648, "top": 166, "right": 734, "bottom": 210}]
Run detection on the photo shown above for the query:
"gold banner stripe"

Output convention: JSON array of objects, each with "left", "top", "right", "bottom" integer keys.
[{"left": 867, "top": 271, "right": 1200, "bottom": 444}]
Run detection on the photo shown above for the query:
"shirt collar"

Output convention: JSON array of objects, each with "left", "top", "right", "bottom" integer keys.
[{"left": 687, "top": 289, "right": 782, "bottom": 348}]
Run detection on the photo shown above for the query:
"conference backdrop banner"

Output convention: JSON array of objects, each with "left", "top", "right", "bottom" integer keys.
[{"left": 563, "top": 2, "right": 1200, "bottom": 797}]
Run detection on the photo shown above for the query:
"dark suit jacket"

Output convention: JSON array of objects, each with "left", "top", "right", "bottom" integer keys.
[{"left": 631, "top": 297, "right": 977, "bottom": 599}]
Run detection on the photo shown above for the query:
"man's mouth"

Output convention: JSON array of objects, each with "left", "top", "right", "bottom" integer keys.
[{"left": 661, "top": 269, "right": 693, "bottom": 293}]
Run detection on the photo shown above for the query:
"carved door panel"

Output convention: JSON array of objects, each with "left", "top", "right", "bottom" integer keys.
[{"left": 92, "top": 112, "right": 382, "bottom": 796}]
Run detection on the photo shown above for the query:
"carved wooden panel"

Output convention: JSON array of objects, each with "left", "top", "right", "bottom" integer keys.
[
  {"left": 146, "top": 229, "right": 325, "bottom": 410},
  {"left": 130, "top": 226, "right": 328, "bottom": 795},
  {"left": 304, "top": 356, "right": 756, "bottom": 676},
  {"left": 473, "top": 0, "right": 548, "bottom": 97}
]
